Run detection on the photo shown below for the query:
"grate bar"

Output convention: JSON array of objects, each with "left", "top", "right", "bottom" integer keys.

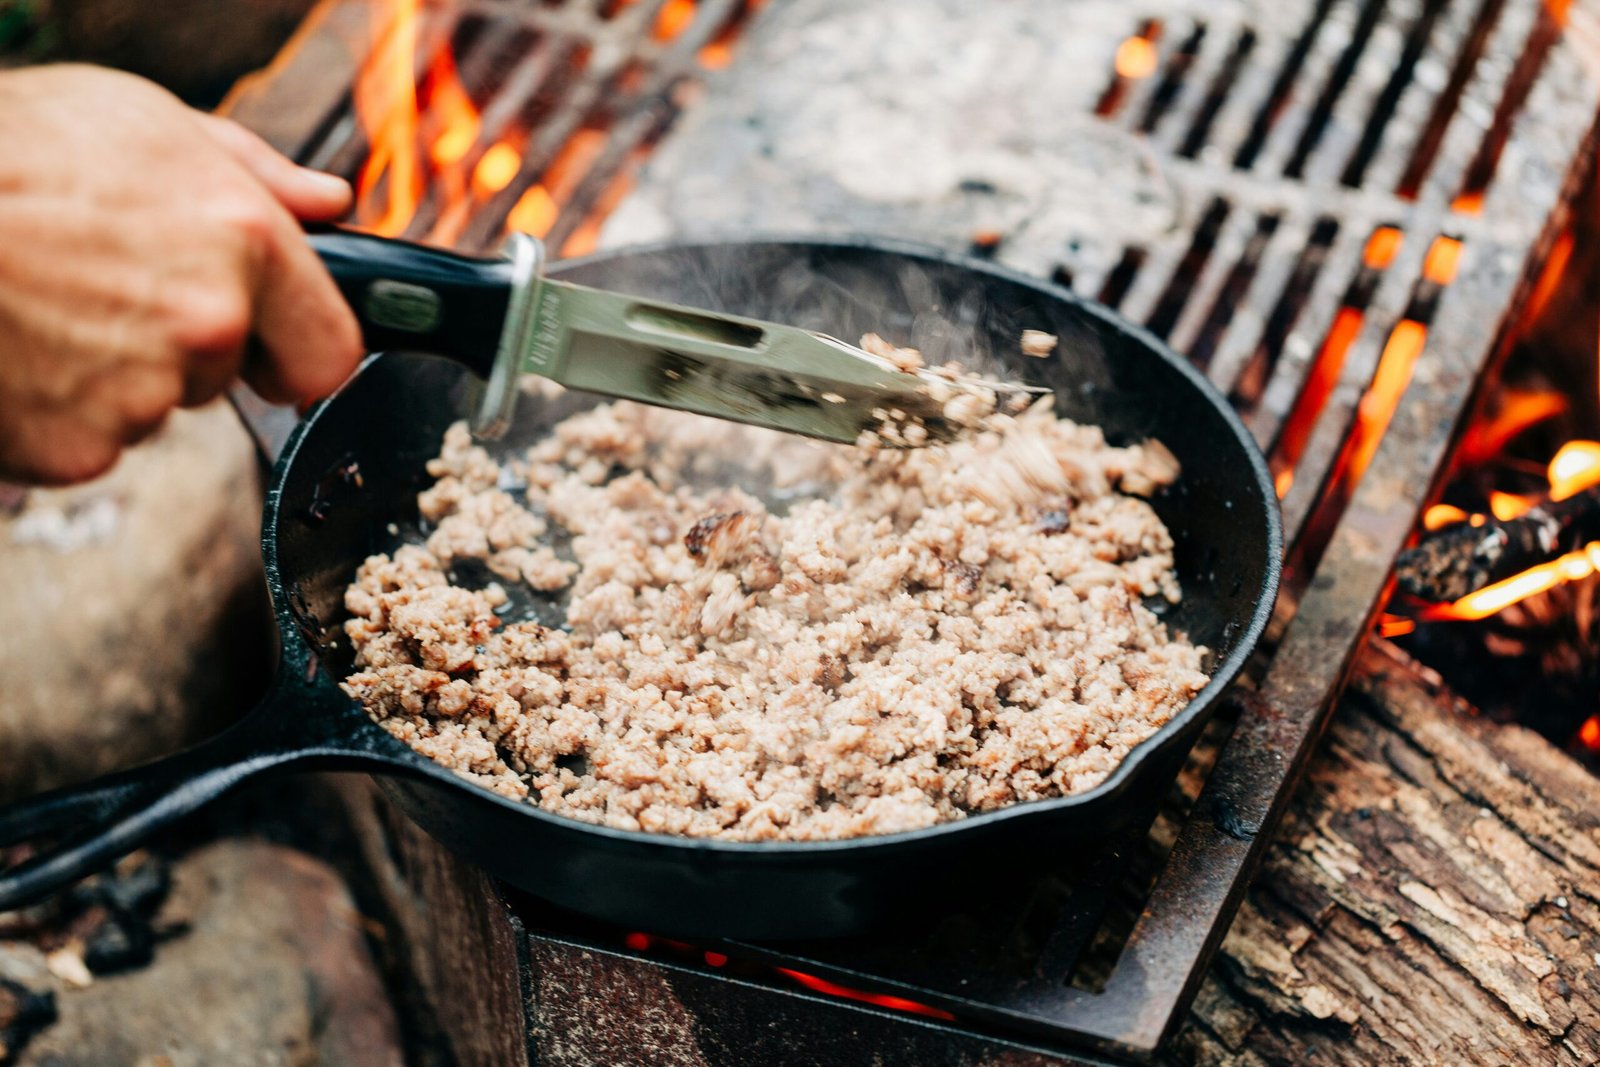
[
  {"left": 1147, "top": 15, "right": 1248, "bottom": 154},
  {"left": 460, "top": 0, "right": 742, "bottom": 248},
  {"left": 222, "top": 1, "right": 1600, "bottom": 1060},
  {"left": 1274, "top": 0, "right": 1551, "bottom": 543},
  {"left": 1203, "top": 214, "right": 1319, "bottom": 397},
  {"left": 1144, "top": 198, "right": 1234, "bottom": 338},
  {"left": 1247, "top": 0, "right": 1377, "bottom": 177},
  {"left": 1225, "top": 0, "right": 1340, "bottom": 168},
  {"left": 1106, "top": 17, "right": 1192, "bottom": 131},
  {"left": 1421, "top": 0, "right": 1544, "bottom": 204},
  {"left": 1245, "top": 216, "right": 1373, "bottom": 453},
  {"left": 1282, "top": 0, "right": 1407, "bottom": 180},
  {"left": 1306, "top": 0, "right": 1447, "bottom": 185},
  {"left": 541, "top": 92, "right": 672, "bottom": 252},
  {"left": 1387, "top": 0, "right": 1510, "bottom": 196},
  {"left": 1277, "top": 223, "right": 1433, "bottom": 540},
  {"left": 1340, "top": 0, "right": 1461, "bottom": 190},
  {"left": 1166, "top": 209, "right": 1272, "bottom": 357}
]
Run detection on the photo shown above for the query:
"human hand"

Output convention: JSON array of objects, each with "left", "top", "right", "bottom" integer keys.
[{"left": 0, "top": 64, "right": 364, "bottom": 486}]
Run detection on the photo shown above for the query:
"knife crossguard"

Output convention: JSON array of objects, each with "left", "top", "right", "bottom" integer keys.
[{"left": 469, "top": 231, "right": 546, "bottom": 440}]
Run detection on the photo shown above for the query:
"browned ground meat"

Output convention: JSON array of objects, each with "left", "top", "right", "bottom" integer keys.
[{"left": 340, "top": 362, "right": 1209, "bottom": 841}]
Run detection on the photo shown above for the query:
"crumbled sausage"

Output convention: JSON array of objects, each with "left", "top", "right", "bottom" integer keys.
[{"left": 340, "top": 349, "right": 1208, "bottom": 841}]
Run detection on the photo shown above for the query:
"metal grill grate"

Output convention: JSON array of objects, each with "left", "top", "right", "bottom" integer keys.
[
  {"left": 228, "top": 0, "right": 762, "bottom": 253},
  {"left": 224, "top": 0, "right": 1600, "bottom": 1060}
]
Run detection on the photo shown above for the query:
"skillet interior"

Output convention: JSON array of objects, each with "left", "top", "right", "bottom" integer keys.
[{"left": 271, "top": 238, "right": 1280, "bottom": 937}]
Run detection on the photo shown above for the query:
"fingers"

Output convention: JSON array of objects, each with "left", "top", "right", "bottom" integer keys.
[
  {"left": 0, "top": 414, "right": 119, "bottom": 487},
  {"left": 0, "top": 363, "right": 178, "bottom": 487},
  {"left": 235, "top": 201, "right": 366, "bottom": 405},
  {"left": 193, "top": 115, "right": 365, "bottom": 403},
  {"left": 196, "top": 113, "right": 353, "bottom": 223}
]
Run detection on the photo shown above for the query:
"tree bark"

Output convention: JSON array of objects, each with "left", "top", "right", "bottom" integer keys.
[{"left": 1173, "top": 639, "right": 1600, "bottom": 1065}]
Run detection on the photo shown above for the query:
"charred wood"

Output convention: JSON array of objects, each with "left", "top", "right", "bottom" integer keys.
[{"left": 1394, "top": 484, "right": 1600, "bottom": 601}]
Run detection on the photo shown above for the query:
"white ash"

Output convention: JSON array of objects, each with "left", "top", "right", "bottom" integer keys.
[{"left": 341, "top": 359, "right": 1208, "bottom": 841}]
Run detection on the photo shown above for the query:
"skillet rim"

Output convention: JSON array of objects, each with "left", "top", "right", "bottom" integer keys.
[{"left": 268, "top": 233, "right": 1283, "bottom": 856}]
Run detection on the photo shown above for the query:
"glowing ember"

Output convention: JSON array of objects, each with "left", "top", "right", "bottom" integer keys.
[
  {"left": 1415, "top": 440, "right": 1600, "bottom": 621},
  {"left": 507, "top": 184, "right": 559, "bottom": 238},
  {"left": 1364, "top": 226, "right": 1404, "bottom": 269},
  {"left": 1114, "top": 36, "right": 1159, "bottom": 80},
  {"left": 1423, "top": 236, "right": 1463, "bottom": 285},
  {"left": 473, "top": 141, "right": 522, "bottom": 198},
  {"left": 654, "top": 0, "right": 696, "bottom": 40},
  {"left": 776, "top": 969, "right": 956, "bottom": 1020},
  {"left": 621, "top": 932, "right": 955, "bottom": 1021},
  {"left": 1581, "top": 715, "right": 1600, "bottom": 750},
  {"left": 1275, "top": 469, "right": 1294, "bottom": 498}
]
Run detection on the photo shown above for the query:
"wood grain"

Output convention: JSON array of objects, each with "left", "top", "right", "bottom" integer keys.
[{"left": 1173, "top": 640, "right": 1600, "bottom": 1065}]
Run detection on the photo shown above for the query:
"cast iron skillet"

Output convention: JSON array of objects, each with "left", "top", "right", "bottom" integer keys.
[{"left": 0, "top": 237, "right": 1280, "bottom": 938}]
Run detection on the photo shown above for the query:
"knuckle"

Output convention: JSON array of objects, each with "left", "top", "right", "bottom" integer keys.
[
  {"left": 208, "top": 192, "right": 281, "bottom": 262},
  {"left": 279, "top": 307, "right": 365, "bottom": 400},
  {"left": 169, "top": 285, "right": 253, "bottom": 358},
  {"left": 44, "top": 436, "right": 120, "bottom": 487},
  {"left": 119, "top": 371, "right": 183, "bottom": 434}
]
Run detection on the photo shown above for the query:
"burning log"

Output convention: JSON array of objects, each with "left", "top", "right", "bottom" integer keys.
[{"left": 1395, "top": 483, "right": 1600, "bottom": 602}]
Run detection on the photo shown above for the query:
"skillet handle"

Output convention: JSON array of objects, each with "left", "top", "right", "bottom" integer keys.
[
  {"left": 0, "top": 683, "right": 410, "bottom": 913},
  {"left": 307, "top": 228, "right": 517, "bottom": 377}
]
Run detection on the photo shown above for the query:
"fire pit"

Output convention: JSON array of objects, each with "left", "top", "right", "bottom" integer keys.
[{"left": 40, "top": 0, "right": 1597, "bottom": 1061}]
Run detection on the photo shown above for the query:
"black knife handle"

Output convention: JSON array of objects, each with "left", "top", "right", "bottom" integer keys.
[{"left": 308, "top": 229, "right": 514, "bottom": 377}]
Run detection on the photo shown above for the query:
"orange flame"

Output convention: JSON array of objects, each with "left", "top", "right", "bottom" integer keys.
[
  {"left": 1489, "top": 490, "right": 1536, "bottom": 521},
  {"left": 1272, "top": 305, "right": 1364, "bottom": 486},
  {"left": 1347, "top": 319, "right": 1429, "bottom": 486},
  {"left": 1454, "top": 388, "right": 1569, "bottom": 469},
  {"left": 507, "top": 185, "right": 559, "bottom": 238},
  {"left": 1416, "top": 442, "right": 1600, "bottom": 620},
  {"left": 1424, "top": 503, "right": 1469, "bottom": 530},
  {"left": 1426, "top": 543, "right": 1600, "bottom": 621},
  {"left": 472, "top": 141, "right": 522, "bottom": 198},
  {"left": 354, "top": 0, "right": 421, "bottom": 235},
  {"left": 352, "top": 0, "right": 762, "bottom": 250},
  {"left": 698, "top": 41, "right": 735, "bottom": 69},
  {"left": 425, "top": 48, "right": 481, "bottom": 168},
  {"left": 1548, "top": 440, "right": 1600, "bottom": 499},
  {"left": 1378, "top": 613, "right": 1417, "bottom": 637},
  {"left": 354, "top": 0, "right": 490, "bottom": 238}
]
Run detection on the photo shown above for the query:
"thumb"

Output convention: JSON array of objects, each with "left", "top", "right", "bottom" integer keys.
[{"left": 195, "top": 112, "right": 353, "bottom": 222}]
